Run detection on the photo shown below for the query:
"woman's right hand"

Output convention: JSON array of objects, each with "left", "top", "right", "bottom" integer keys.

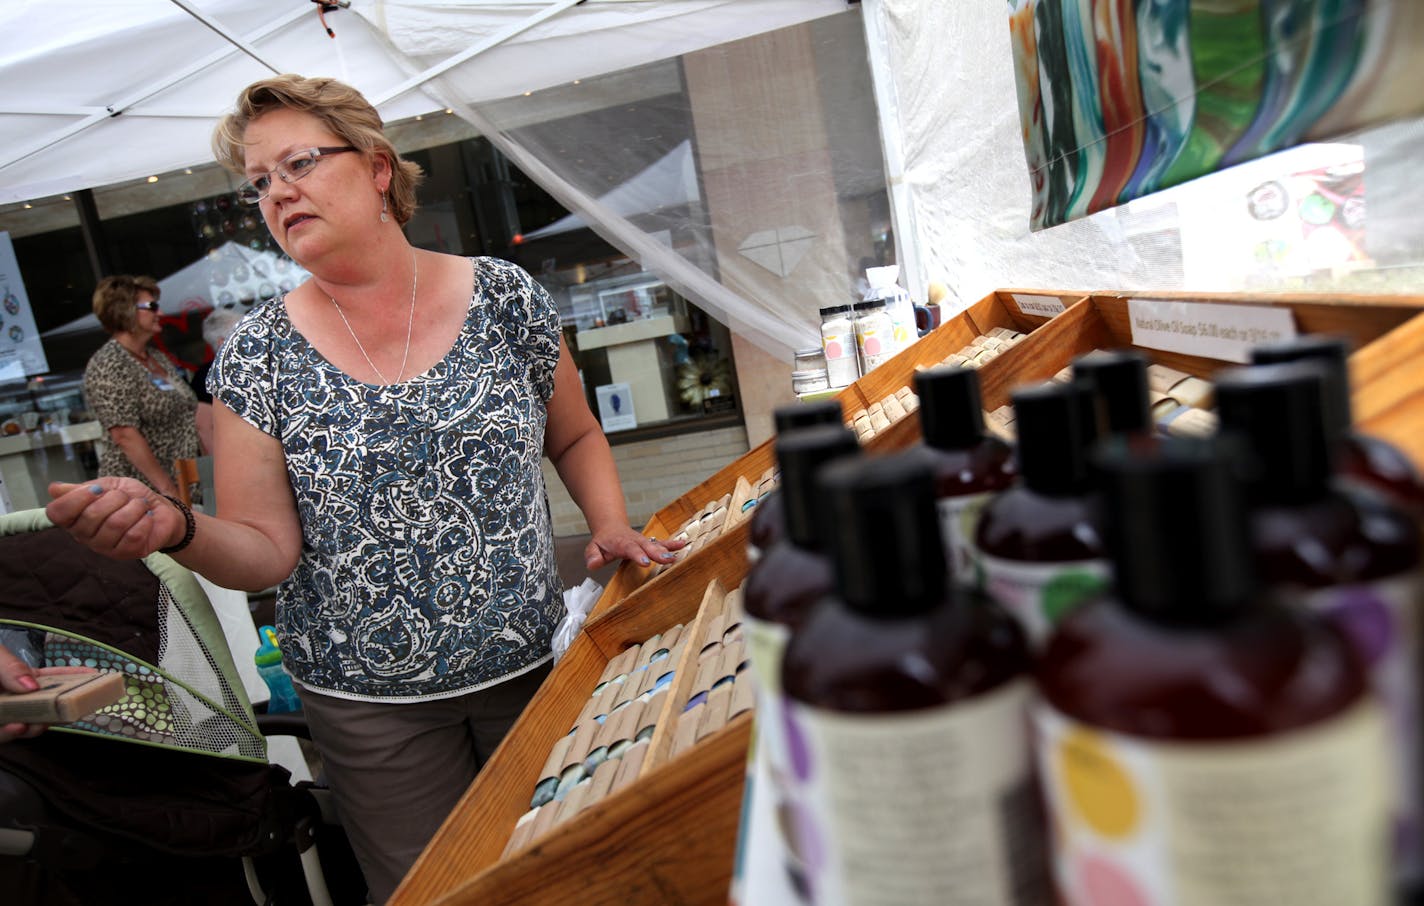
[{"left": 46, "top": 478, "right": 184, "bottom": 560}]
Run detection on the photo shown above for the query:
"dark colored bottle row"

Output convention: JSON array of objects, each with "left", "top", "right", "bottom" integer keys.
[{"left": 739, "top": 337, "right": 1422, "bottom": 905}]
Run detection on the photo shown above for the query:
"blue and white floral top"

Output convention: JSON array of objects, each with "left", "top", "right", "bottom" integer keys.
[{"left": 209, "top": 257, "right": 563, "bottom": 701}]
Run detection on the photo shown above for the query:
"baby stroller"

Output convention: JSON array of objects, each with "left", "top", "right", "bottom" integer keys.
[{"left": 0, "top": 509, "right": 362, "bottom": 905}]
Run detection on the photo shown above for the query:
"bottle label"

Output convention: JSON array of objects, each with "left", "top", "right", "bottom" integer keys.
[
  {"left": 1298, "top": 570, "right": 1424, "bottom": 882},
  {"left": 821, "top": 326, "right": 859, "bottom": 387},
  {"left": 937, "top": 491, "right": 994, "bottom": 587},
  {"left": 743, "top": 613, "right": 789, "bottom": 700},
  {"left": 855, "top": 315, "right": 894, "bottom": 372},
  {"left": 742, "top": 613, "right": 801, "bottom": 881},
  {"left": 1035, "top": 701, "right": 1391, "bottom": 906},
  {"left": 785, "top": 679, "right": 1049, "bottom": 905},
  {"left": 978, "top": 553, "right": 1111, "bottom": 647}
]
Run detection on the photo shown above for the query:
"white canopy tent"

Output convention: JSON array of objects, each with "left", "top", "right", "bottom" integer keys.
[
  {"left": 42, "top": 241, "right": 308, "bottom": 337},
  {"left": 0, "top": 0, "right": 846, "bottom": 205}
]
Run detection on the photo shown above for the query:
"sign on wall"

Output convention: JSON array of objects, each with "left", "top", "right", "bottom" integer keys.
[
  {"left": 0, "top": 231, "right": 49, "bottom": 380},
  {"left": 595, "top": 382, "right": 637, "bottom": 432},
  {"left": 1008, "top": 1, "right": 1424, "bottom": 230}
]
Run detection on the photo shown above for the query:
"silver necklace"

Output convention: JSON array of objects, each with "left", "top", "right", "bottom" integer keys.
[{"left": 329, "top": 253, "right": 418, "bottom": 384}]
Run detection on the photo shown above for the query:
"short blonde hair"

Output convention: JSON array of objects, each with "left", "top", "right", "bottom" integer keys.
[
  {"left": 92, "top": 275, "right": 160, "bottom": 334},
  {"left": 212, "top": 74, "right": 423, "bottom": 226}
]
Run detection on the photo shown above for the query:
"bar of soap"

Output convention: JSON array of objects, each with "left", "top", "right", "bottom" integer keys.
[{"left": 0, "top": 671, "right": 125, "bottom": 724}]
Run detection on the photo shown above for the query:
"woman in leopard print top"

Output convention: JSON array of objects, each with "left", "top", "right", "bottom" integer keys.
[{"left": 82, "top": 275, "right": 200, "bottom": 497}]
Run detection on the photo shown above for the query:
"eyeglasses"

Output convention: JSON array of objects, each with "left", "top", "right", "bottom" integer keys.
[
  {"left": 237, "top": 145, "right": 357, "bottom": 205},
  {"left": 135, "top": 301, "right": 160, "bottom": 312}
]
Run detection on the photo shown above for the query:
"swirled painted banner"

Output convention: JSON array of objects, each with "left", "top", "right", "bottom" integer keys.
[{"left": 1009, "top": 0, "right": 1424, "bottom": 230}]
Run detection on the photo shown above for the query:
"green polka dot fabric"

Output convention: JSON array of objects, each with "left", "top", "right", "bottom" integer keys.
[{"left": 40, "top": 584, "right": 264, "bottom": 761}]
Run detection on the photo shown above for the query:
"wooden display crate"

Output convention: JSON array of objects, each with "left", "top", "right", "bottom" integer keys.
[
  {"left": 396, "top": 289, "right": 1424, "bottom": 906},
  {"left": 1022, "top": 291, "right": 1424, "bottom": 468},
  {"left": 588, "top": 288, "right": 1089, "bottom": 617},
  {"left": 391, "top": 537, "right": 754, "bottom": 906}
]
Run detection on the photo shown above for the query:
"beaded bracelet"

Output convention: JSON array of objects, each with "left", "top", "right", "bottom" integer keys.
[{"left": 159, "top": 493, "right": 196, "bottom": 554}]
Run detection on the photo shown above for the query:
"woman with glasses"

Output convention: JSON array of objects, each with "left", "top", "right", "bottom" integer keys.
[
  {"left": 81, "top": 274, "right": 200, "bottom": 497},
  {"left": 47, "top": 75, "right": 681, "bottom": 903}
]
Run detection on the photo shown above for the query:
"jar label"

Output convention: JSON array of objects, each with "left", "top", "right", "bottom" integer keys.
[
  {"left": 937, "top": 491, "right": 994, "bottom": 587},
  {"left": 785, "top": 680, "right": 1049, "bottom": 905},
  {"left": 1035, "top": 701, "right": 1391, "bottom": 906},
  {"left": 821, "top": 329, "right": 855, "bottom": 362},
  {"left": 822, "top": 327, "right": 860, "bottom": 387},
  {"left": 978, "top": 553, "right": 1111, "bottom": 647},
  {"left": 854, "top": 320, "right": 888, "bottom": 373},
  {"left": 1297, "top": 569, "right": 1424, "bottom": 882}
]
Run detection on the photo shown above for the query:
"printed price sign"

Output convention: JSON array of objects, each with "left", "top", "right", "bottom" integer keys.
[
  {"left": 1128, "top": 299, "right": 1297, "bottom": 363},
  {"left": 1011, "top": 293, "right": 1068, "bottom": 318}
]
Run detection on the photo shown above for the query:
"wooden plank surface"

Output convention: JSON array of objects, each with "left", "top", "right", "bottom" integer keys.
[
  {"left": 644, "top": 579, "right": 726, "bottom": 775},
  {"left": 429, "top": 714, "right": 752, "bottom": 906}
]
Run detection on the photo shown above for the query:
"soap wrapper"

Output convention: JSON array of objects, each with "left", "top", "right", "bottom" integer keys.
[{"left": 553, "top": 578, "right": 604, "bottom": 663}]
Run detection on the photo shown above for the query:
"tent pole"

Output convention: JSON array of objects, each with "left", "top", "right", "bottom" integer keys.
[
  {"left": 370, "top": 0, "right": 588, "bottom": 106},
  {"left": 73, "top": 190, "right": 112, "bottom": 279},
  {"left": 168, "top": 0, "right": 285, "bottom": 74}
]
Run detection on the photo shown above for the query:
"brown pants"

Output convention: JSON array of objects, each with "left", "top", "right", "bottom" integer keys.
[{"left": 298, "top": 660, "right": 552, "bottom": 905}]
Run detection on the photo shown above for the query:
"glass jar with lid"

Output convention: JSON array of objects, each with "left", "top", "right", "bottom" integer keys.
[{"left": 792, "top": 347, "right": 829, "bottom": 395}]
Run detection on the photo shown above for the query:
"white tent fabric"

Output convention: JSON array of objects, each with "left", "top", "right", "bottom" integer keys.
[
  {"left": 867, "top": 0, "right": 1424, "bottom": 314},
  {"left": 520, "top": 139, "right": 698, "bottom": 241},
  {"left": 0, "top": 0, "right": 847, "bottom": 206},
  {"left": 0, "top": 0, "right": 444, "bottom": 204},
  {"left": 356, "top": 0, "right": 849, "bottom": 106}
]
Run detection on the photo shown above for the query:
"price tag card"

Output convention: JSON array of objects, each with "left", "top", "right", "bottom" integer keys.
[
  {"left": 1010, "top": 293, "right": 1068, "bottom": 318},
  {"left": 1127, "top": 299, "right": 1297, "bottom": 363}
]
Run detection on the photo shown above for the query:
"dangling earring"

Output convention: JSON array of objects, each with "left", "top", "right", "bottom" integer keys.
[{"left": 380, "top": 192, "right": 390, "bottom": 223}]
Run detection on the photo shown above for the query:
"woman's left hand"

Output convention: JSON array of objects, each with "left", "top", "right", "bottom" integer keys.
[{"left": 584, "top": 527, "right": 687, "bottom": 571}]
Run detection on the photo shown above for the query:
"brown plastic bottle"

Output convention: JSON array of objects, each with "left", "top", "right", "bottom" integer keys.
[
  {"left": 741, "top": 423, "right": 860, "bottom": 901},
  {"left": 1252, "top": 335, "right": 1424, "bottom": 513},
  {"left": 913, "top": 367, "right": 1015, "bottom": 587},
  {"left": 1216, "top": 361, "right": 1423, "bottom": 892},
  {"left": 747, "top": 400, "right": 845, "bottom": 564},
  {"left": 744, "top": 424, "right": 861, "bottom": 663},
  {"left": 1037, "top": 436, "right": 1388, "bottom": 906},
  {"left": 781, "top": 453, "right": 1048, "bottom": 905},
  {"left": 1071, "top": 348, "right": 1154, "bottom": 439},
  {"left": 976, "top": 380, "right": 1108, "bottom": 647}
]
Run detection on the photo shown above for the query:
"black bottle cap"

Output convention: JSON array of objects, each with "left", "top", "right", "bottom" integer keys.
[
  {"left": 1250, "top": 335, "right": 1352, "bottom": 438},
  {"left": 775, "top": 425, "right": 861, "bottom": 550},
  {"left": 915, "top": 367, "right": 987, "bottom": 451},
  {"left": 1011, "top": 381, "right": 1099, "bottom": 496},
  {"left": 773, "top": 400, "right": 844, "bottom": 435},
  {"left": 1073, "top": 349, "right": 1151, "bottom": 437},
  {"left": 819, "top": 452, "right": 947, "bottom": 616},
  {"left": 1094, "top": 436, "right": 1257, "bottom": 622},
  {"left": 1214, "top": 361, "right": 1334, "bottom": 503}
]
